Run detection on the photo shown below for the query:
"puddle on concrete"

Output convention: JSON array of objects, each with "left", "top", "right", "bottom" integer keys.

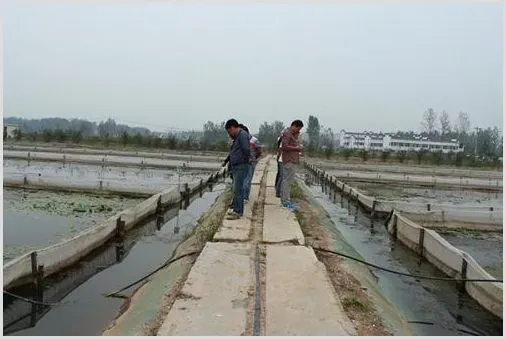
[
  {"left": 347, "top": 181, "right": 503, "bottom": 208},
  {"left": 3, "top": 189, "right": 143, "bottom": 262},
  {"left": 3, "top": 184, "right": 226, "bottom": 336},
  {"left": 305, "top": 184, "right": 502, "bottom": 336}
]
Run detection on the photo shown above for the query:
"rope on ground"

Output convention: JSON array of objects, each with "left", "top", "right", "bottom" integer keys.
[
  {"left": 311, "top": 246, "right": 503, "bottom": 283},
  {"left": 103, "top": 250, "right": 200, "bottom": 298}
]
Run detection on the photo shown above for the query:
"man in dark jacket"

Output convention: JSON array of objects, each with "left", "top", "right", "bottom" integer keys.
[{"left": 225, "top": 119, "right": 250, "bottom": 220}]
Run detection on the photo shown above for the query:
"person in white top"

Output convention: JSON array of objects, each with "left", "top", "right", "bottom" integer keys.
[{"left": 275, "top": 135, "right": 283, "bottom": 197}]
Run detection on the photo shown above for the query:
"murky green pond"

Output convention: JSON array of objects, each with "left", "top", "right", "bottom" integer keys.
[{"left": 3, "top": 189, "right": 143, "bottom": 262}]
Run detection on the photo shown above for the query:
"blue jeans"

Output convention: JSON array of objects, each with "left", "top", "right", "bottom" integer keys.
[
  {"left": 275, "top": 161, "right": 283, "bottom": 197},
  {"left": 231, "top": 164, "right": 248, "bottom": 215},
  {"left": 243, "top": 163, "right": 256, "bottom": 201}
]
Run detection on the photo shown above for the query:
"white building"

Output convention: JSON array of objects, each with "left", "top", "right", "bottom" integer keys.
[
  {"left": 338, "top": 130, "right": 463, "bottom": 154},
  {"left": 3, "top": 124, "right": 21, "bottom": 139}
]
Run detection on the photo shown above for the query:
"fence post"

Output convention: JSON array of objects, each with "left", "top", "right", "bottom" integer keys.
[
  {"left": 370, "top": 200, "right": 377, "bottom": 219},
  {"left": 36, "top": 264, "right": 45, "bottom": 311},
  {"left": 29, "top": 252, "right": 38, "bottom": 324},
  {"left": 458, "top": 258, "right": 468, "bottom": 293},
  {"left": 427, "top": 203, "right": 431, "bottom": 211},
  {"left": 24, "top": 174, "right": 28, "bottom": 185},
  {"left": 116, "top": 217, "right": 126, "bottom": 238},
  {"left": 418, "top": 228, "right": 425, "bottom": 258},
  {"left": 28, "top": 152, "right": 31, "bottom": 166},
  {"left": 392, "top": 214, "right": 398, "bottom": 240},
  {"left": 156, "top": 195, "right": 162, "bottom": 215},
  {"left": 199, "top": 179, "right": 204, "bottom": 197}
]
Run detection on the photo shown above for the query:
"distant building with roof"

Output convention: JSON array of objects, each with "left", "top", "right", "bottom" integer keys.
[
  {"left": 337, "top": 130, "right": 463, "bottom": 153},
  {"left": 3, "top": 123, "right": 22, "bottom": 140}
]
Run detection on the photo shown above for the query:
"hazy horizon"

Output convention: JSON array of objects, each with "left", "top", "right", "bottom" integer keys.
[{"left": 4, "top": 3, "right": 503, "bottom": 133}]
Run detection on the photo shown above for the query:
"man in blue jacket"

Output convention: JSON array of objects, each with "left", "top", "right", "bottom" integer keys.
[{"left": 225, "top": 119, "right": 251, "bottom": 220}]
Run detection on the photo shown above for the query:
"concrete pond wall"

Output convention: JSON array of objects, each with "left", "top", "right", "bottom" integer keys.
[
  {"left": 312, "top": 159, "right": 503, "bottom": 180},
  {"left": 304, "top": 162, "right": 503, "bottom": 319},
  {"left": 3, "top": 167, "right": 228, "bottom": 290},
  {"left": 305, "top": 163, "right": 503, "bottom": 226},
  {"left": 4, "top": 144, "right": 227, "bottom": 163},
  {"left": 3, "top": 151, "right": 222, "bottom": 171},
  {"left": 387, "top": 212, "right": 503, "bottom": 319}
]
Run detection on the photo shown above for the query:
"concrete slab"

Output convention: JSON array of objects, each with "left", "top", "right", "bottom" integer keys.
[
  {"left": 264, "top": 187, "right": 280, "bottom": 205},
  {"left": 157, "top": 242, "right": 252, "bottom": 336},
  {"left": 251, "top": 172, "right": 263, "bottom": 185},
  {"left": 265, "top": 245, "right": 356, "bottom": 336},
  {"left": 213, "top": 217, "right": 251, "bottom": 241},
  {"left": 263, "top": 204, "right": 304, "bottom": 245},
  {"left": 266, "top": 169, "right": 277, "bottom": 187}
]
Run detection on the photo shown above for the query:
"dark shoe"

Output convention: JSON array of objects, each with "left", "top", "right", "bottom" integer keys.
[{"left": 226, "top": 212, "right": 241, "bottom": 220}]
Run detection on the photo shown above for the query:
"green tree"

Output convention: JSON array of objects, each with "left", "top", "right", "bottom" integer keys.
[
  {"left": 439, "top": 110, "right": 451, "bottom": 137},
  {"left": 42, "top": 130, "right": 53, "bottom": 142},
  {"left": 342, "top": 149, "right": 352, "bottom": 160},
  {"left": 360, "top": 149, "right": 368, "bottom": 162},
  {"left": 416, "top": 150, "right": 427, "bottom": 164},
  {"left": 397, "top": 152, "right": 406, "bottom": 163},
  {"left": 432, "top": 151, "right": 444, "bottom": 166},
  {"left": 380, "top": 151, "right": 390, "bottom": 162},
  {"left": 306, "top": 115, "right": 321, "bottom": 152},
  {"left": 13, "top": 128, "right": 22, "bottom": 141},
  {"left": 421, "top": 108, "right": 438, "bottom": 136},
  {"left": 71, "top": 131, "right": 83, "bottom": 144},
  {"left": 121, "top": 131, "right": 130, "bottom": 146}
]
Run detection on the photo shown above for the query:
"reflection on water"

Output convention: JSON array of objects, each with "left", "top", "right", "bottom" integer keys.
[
  {"left": 305, "top": 183, "right": 502, "bottom": 336},
  {"left": 3, "top": 184, "right": 226, "bottom": 336}
]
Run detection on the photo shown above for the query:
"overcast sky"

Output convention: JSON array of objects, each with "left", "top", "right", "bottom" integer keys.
[{"left": 3, "top": 3, "right": 503, "bottom": 133}]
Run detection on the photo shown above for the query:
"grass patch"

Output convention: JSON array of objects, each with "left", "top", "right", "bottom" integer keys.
[
  {"left": 291, "top": 182, "right": 302, "bottom": 200},
  {"left": 342, "top": 297, "right": 369, "bottom": 311},
  {"left": 194, "top": 189, "right": 232, "bottom": 243}
]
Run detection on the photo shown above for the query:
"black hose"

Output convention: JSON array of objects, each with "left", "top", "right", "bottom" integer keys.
[
  {"left": 3, "top": 250, "right": 201, "bottom": 307},
  {"left": 103, "top": 250, "right": 200, "bottom": 298},
  {"left": 3, "top": 290, "right": 74, "bottom": 307},
  {"left": 311, "top": 246, "right": 503, "bottom": 283}
]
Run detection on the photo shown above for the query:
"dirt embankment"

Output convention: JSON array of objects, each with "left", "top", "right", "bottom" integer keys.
[{"left": 291, "top": 183, "right": 409, "bottom": 336}]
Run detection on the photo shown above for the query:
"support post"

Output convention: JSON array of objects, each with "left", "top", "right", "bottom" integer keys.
[
  {"left": 458, "top": 258, "right": 468, "bottom": 293},
  {"left": 156, "top": 195, "right": 162, "bottom": 215},
  {"left": 370, "top": 200, "right": 377, "bottom": 219},
  {"left": 116, "top": 217, "right": 126, "bottom": 239},
  {"left": 392, "top": 214, "right": 398, "bottom": 240},
  {"left": 183, "top": 183, "right": 190, "bottom": 209},
  {"left": 36, "top": 264, "right": 44, "bottom": 311},
  {"left": 30, "top": 252, "right": 38, "bottom": 325},
  {"left": 418, "top": 228, "right": 425, "bottom": 258},
  {"left": 427, "top": 203, "right": 431, "bottom": 211}
]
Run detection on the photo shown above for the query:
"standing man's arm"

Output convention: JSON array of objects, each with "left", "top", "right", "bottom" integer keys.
[
  {"left": 222, "top": 155, "right": 230, "bottom": 167},
  {"left": 238, "top": 132, "right": 251, "bottom": 161},
  {"left": 281, "top": 131, "right": 300, "bottom": 152}
]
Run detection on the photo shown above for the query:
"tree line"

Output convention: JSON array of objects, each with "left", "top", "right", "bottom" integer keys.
[{"left": 4, "top": 112, "right": 502, "bottom": 168}]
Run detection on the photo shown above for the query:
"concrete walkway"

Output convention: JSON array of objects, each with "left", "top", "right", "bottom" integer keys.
[{"left": 157, "top": 157, "right": 356, "bottom": 336}]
